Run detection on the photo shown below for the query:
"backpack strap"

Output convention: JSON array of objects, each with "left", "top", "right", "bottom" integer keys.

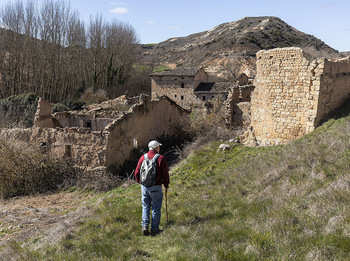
[
  {"left": 144, "top": 153, "right": 148, "bottom": 160},
  {"left": 152, "top": 153, "right": 160, "bottom": 163}
]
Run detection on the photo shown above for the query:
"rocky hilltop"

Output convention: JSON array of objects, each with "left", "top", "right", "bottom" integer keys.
[{"left": 139, "top": 16, "right": 341, "bottom": 79}]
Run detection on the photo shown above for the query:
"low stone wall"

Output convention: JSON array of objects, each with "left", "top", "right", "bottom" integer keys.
[{"left": 0, "top": 127, "right": 108, "bottom": 167}]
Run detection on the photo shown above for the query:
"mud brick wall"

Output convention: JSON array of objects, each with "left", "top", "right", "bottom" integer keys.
[{"left": 105, "top": 96, "right": 189, "bottom": 167}]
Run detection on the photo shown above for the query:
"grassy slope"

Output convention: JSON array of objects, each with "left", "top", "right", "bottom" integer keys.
[{"left": 15, "top": 116, "right": 350, "bottom": 260}]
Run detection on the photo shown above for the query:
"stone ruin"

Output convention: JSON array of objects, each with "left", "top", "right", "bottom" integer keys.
[
  {"left": 0, "top": 95, "right": 189, "bottom": 169},
  {"left": 242, "top": 47, "right": 350, "bottom": 146},
  {"left": 34, "top": 98, "right": 62, "bottom": 128}
]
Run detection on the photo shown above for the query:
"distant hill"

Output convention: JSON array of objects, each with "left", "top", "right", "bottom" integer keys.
[{"left": 139, "top": 16, "right": 342, "bottom": 80}]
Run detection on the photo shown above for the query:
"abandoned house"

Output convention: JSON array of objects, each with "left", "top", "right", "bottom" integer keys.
[
  {"left": 0, "top": 95, "right": 189, "bottom": 169},
  {"left": 150, "top": 67, "right": 240, "bottom": 108},
  {"left": 150, "top": 67, "right": 208, "bottom": 108},
  {"left": 195, "top": 82, "right": 231, "bottom": 101},
  {"left": 150, "top": 67, "right": 254, "bottom": 129}
]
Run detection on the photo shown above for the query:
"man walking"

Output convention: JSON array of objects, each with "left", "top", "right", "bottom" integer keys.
[{"left": 135, "top": 140, "right": 169, "bottom": 236}]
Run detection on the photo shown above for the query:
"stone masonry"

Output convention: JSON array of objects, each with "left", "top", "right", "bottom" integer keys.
[
  {"left": 224, "top": 85, "right": 254, "bottom": 128},
  {"left": 150, "top": 68, "right": 208, "bottom": 108},
  {"left": 248, "top": 47, "right": 350, "bottom": 145}
]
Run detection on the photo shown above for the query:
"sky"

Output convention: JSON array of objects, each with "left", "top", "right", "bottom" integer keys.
[{"left": 0, "top": 0, "right": 349, "bottom": 51}]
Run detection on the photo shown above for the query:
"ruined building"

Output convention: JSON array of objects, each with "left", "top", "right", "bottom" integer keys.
[
  {"left": 224, "top": 85, "right": 255, "bottom": 128},
  {"left": 0, "top": 96, "right": 189, "bottom": 168},
  {"left": 150, "top": 68, "right": 236, "bottom": 108},
  {"left": 151, "top": 67, "right": 254, "bottom": 127},
  {"left": 245, "top": 47, "right": 350, "bottom": 145}
]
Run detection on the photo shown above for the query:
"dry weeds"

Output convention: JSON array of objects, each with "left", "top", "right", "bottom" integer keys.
[{"left": 0, "top": 191, "right": 94, "bottom": 259}]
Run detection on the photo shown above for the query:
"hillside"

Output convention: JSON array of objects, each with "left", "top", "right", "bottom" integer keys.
[
  {"left": 1, "top": 112, "right": 350, "bottom": 259},
  {"left": 139, "top": 16, "right": 342, "bottom": 79}
]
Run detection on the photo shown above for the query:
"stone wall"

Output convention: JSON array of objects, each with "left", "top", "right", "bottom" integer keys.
[
  {"left": 250, "top": 47, "right": 350, "bottom": 145},
  {"left": 34, "top": 98, "right": 61, "bottom": 128},
  {"left": 316, "top": 56, "right": 350, "bottom": 125},
  {"left": 150, "top": 70, "right": 208, "bottom": 108},
  {"left": 54, "top": 112, "right": 112, "bottom": 131},
  {"left": 151, "top": 79, "right": 203, "bottom": 108},
  {"left": 0, "top": 128, "right": 108, "bottom": 167},
  {"left": 224, "top": 85, "right": 254, "bottom": 127},
  {"left": 105, "top": 96, "right": 189, "bottom": 167}
]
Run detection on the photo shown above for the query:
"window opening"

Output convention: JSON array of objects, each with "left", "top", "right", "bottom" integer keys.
[
  {"left": 39, "top": 142, "right": 47, "bottom": 153},
  {"left": 64, "top": 144, "right": 72, "bottom": 158},
  {"left": 84, "top": 120, "right": 92, "bottom": 130}
]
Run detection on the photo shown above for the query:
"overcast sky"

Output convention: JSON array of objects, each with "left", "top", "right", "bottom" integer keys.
[{"left": 0, "top": 0, "right": 349, "bottom": 51}]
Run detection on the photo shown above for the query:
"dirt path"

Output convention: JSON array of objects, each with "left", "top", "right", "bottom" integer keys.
[{"left": 0, "top": 191, "right": 94, "bottom": 254}]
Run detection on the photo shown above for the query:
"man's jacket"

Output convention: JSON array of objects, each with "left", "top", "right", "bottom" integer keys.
[{"left": 135, "top": 150, "right": 169, "bottom": 188}]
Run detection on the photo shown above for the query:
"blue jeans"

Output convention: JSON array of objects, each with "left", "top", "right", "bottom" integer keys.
[{"left": 141, "top": 185, "right": 163, "bottom": 232}]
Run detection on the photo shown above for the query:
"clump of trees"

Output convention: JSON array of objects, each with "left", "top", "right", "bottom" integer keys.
[
  {"left": 0, "top": 92, "right": 39, "bottom": 128},
  {"left": 0, "top": 0, "right": 141, "bottom": 103}
]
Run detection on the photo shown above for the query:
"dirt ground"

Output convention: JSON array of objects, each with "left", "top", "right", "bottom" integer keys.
[{"left": 0, "top": 191, "right": 94, "bottom": 255}]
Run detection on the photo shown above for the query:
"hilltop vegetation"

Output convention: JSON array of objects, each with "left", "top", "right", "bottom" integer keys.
[{"left": 2, "top": 112, "right": 349, "bottom": 260}]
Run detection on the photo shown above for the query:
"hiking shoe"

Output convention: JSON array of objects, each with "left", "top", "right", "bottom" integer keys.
[
  {"left": 142, "top": 226, "right": 150, "bottom": 236},
  {"left": 151, "top": 229, "right": 163, "bottom": 237}
]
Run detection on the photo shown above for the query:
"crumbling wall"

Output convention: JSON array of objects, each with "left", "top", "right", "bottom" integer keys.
[
  {"left": 250, "top": 47, "right": 350, "bottom": 145},
  {"left": 105, "top": 96, "right": 189, "bottom": 167},
  {"left": 0, "top": 128, "right": 107, "bottom": 167},
  {"left": 233, "top": 102, "right": 251, "bottom": 127},
  {"left": 34, "top": 98, "right": 61, "bottom": 128},
  {"left": 224, "top": 85, "right": 254, "bottom": 127},
  {"left": 0, "top": 95, "right": 189, "bottom": 169},
  {"left": 54, "top": 112, "right": 112, "bottom": 131},
  {"left": 315, "top": 56, "right": 350, "bottom": 125},
  {"left": 251, "top": 47, "right": 321, "bottom": 145}
]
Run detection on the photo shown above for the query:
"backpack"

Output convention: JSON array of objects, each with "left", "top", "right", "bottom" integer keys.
[{"left": 140, "top": 153, "right": 160, "bottom": 187}]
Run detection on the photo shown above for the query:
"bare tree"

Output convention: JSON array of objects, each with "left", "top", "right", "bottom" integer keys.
[{"left": 0, "top": 0, "right": 140, "bottom": 103}]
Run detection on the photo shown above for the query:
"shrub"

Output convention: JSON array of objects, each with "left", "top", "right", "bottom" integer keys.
[
  {"left": 62, "top": 99, "right": 85, "bottom": 111},
  {"left": 80, "top": 87, "right": 108, "bottom": 105},
  {"left": 51, "top": 103, "right": 70, "bottom": 113},
  {"left": 0, "top": 93, "right": 39, "bottom": 128},
  {"left": 0, "top": 139, "right": 78, "bottom": 199},
  {"left": 0, "top": 139, "right": 121, "bottom": 199},
  {"left": 182, "top": 101, "right": 242, "bottom": 157}
]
